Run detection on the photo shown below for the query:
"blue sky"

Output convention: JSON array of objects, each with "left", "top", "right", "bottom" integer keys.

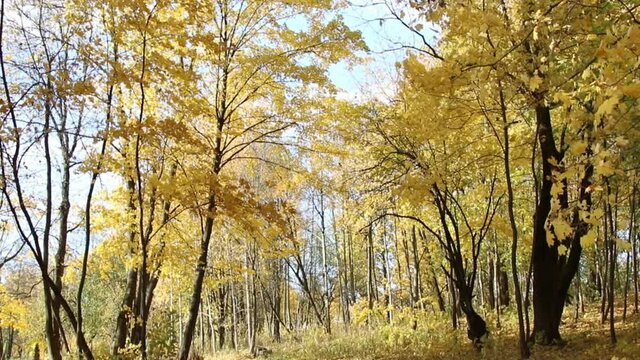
[{"left": 328, "top": 1, "right": 431, "bottom": 97}]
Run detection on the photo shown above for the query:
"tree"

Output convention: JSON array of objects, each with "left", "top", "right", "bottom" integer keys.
[{"left": 168, "top": 1, "right": 363, "bottom": 358}]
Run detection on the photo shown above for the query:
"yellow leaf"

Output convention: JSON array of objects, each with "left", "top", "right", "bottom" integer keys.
[
  {"left": 529, "top": 75, "right": 543, "bottom": 91},
  {"left": 595, "top": 159, "right": 616, "bottom": 177},
  {"left": 551, "top": 217, "right": 573, "bottom": 241},
  {"left": 594, "top": 41, "right": 607, "bottom": 58},
  {"left": 627, "top": 25, "right": 640, "bottom": 45},
  {"left": 546, "top": 227, "right": 555, "bottom": 247},
  {"left": 615, "top": 136, "right": 629, "bottom": 147},
  {"left": 620, "top": 84, "right": 640, "bottom": 97},
  {"left": 616, "top": 238, "right": 632, "bottom": 252},
  {"left": 551, "top": 182, "right": 565, "bottom": 198},
  {"left": 581, "top": 229, "right": 597, "bottom": 247},
  {"left": 557, "top": 244, "right": 567, "bottom": 256},
  {"left": 568, "top": 140, "right": 587, "bottom": 155},
  {"left": 595, "top": 95, "right": 620, "bottom": 126}
]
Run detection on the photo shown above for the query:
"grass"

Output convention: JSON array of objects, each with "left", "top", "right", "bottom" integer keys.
[{"left": 206, "top": 305, "right": 640, "bottom": 360}]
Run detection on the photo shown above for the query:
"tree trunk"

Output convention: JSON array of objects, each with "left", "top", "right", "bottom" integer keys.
[
  {"left": 348, "top": 231, "right": 356, "bottom": 304},
  {"left": 52, "top": 159, "right": 70, "bottom": 355},
  {"left": 411, "top": 226, "right": 423, "bottom": 310},
  {"left": 459, "top": 284, "right": 487, "bottom": 344},
  {"left": 244, "top": 241, "right": 257, "bottom": 356},
  {"left": 530, "top": 108, "right": 561, "bottom": 343},
  {"left": 284, "top": 263, "right": 292, "bottom": 330},
  {"left": 113, "top": 269, "right": 137, "bottom": 355},
  {"left": 531, "top": 105, "right": 591, "bottom": 345},
  {"left": 113, "top": 178, "right": 138, "bottom": 356},
  {"left": 271, "top": 259, "right": 281, "bottom": 342},
  {"left": 42, "top": 93, "right": 62, "bottom": 360},
  {"left": 448, "top": 273, "right": 458, "bottom": 330},
  {"left": 531, "top": 110, "right": 565, "bottom": 343},
  {"left": 402, "top": 229, "right": 415, "bottom": 309},
  {"left": 488, "top": 258, "right": 496, "bottom": 310},
  {"left": 498, "top": 265, "right": 510, "bottom": 307},
  {"left": 500, "top": 94, "right": 529, "bottom": 357},
  {"left": 317, "top": 191, "right": 332, "bottom": 334},
  {"left": 606, "top": 188, "right": 617, "bottom": 343},
  {"left": 367, "top": 225, "right": 374, "bottom": 316},
  {"left": 600, "top": 238, "right": 608, "bottom": 323},
  {"left": 230, "top": 280, "right": 239, "bottom": 350},
  {"left": 630, "top": 182, "right": 638, "bottom": 314},
  {"left": 381, "top": 222, "right": 392, "bottom": 323},
  {"left": 178, "top": 197, "right": 216, "bottom": 360},
  {"left": 2, "top": 327, "right": 13, "bottom": 360},
  {"left": 623, "top": 252, "right": 630, "bottom": 321},
  {"left": 494, "top": 246, "right": 501, "bottom": 327}
]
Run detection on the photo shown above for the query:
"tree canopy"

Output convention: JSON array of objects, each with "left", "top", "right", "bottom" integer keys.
[{"left": 0, "top": 0, "right": 639, "bottom": 359}]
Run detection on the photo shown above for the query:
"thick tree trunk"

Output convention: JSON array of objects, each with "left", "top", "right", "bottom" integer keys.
[
  {"left": 531, "top": 105, "right": 566, "bottom": 345},
  {"left": 459, "top": 285, "right": 487, "bottom": 344},
  {"left": 531, "top": 105, "right": 591, "bottom": 345}
]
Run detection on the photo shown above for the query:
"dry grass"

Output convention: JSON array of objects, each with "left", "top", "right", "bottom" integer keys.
[{"left": 206, "top": 305, "right": 640, "bottom": 360}]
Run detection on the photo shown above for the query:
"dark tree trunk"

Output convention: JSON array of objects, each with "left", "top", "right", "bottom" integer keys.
[
  {"left": 531, "top": 105, "right": 592, "bottom": 345},
  {"left": 498, "top": 265, "right": 510, "bottom": 307},
  {"left": 433, "top": 273, "right": 446, "bottom": 312},
  {"left": 448, "top": 274, "right": 458, "bottom": 330},
  {"left": 459, "top": 285, "right": 487, "bottom": 344}
]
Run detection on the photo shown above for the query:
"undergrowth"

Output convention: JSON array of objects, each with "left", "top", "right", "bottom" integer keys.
[{"left": 206, "top": 305, "right": 640, "bottom": 360}]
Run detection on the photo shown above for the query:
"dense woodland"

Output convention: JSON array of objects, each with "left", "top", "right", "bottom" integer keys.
[{"left": 0, "top": 0, "right": 639, "bottom": 359}]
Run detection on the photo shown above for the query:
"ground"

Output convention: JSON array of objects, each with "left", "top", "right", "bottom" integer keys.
[{"left": 206, "top": 305, "right": 640, "bottom": 360}]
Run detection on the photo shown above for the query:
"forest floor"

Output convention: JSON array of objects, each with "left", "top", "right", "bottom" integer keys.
[{"left": 208, "top": 305, "right": 640, "bottom": 360}]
